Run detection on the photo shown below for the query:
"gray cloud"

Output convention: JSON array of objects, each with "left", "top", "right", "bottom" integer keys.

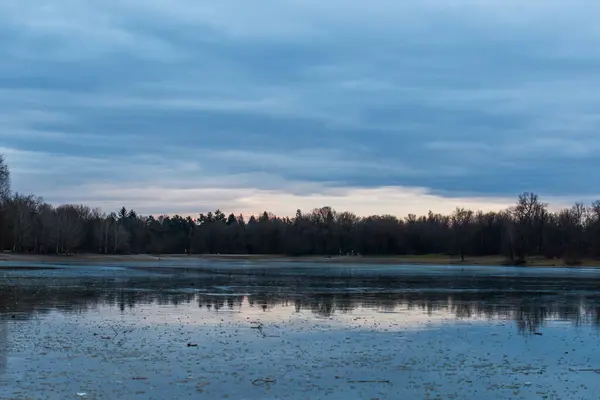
[{"left": 2, "top": 0, "right": 600, "bottom": 213}]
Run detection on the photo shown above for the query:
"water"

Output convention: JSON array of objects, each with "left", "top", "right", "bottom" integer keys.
[{"left": 1, "top": 260, "right": 600, "bottom": 399}]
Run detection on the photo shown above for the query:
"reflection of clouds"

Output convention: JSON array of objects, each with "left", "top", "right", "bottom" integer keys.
[
  {"left": 59, "top": 294, "right": 600, "bottom": 335},
  {"left": 80, "top": 296, "right": 461, "bottom": 333},
  {"left": 2, "top": 276, "right": 600, "bottom": 333}
]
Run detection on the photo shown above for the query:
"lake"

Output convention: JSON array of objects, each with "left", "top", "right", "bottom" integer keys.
[{"left": 1, "top": 260, "right": 600, "bottom": 399}]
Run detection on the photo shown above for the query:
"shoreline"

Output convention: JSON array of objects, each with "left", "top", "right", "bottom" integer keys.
[{"left": 1, "top": 253, "right": 599, "bottom": 267}]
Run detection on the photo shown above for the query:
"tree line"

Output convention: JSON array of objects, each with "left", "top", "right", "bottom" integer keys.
[{"left": 1, "top": 155, "right": 599, "bottom": 264}]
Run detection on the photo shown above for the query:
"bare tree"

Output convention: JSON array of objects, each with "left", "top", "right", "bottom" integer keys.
[
  {"left": 509, "top": 192, "right": 547, "bottom": 263},
  {"left": 9, "top": 194, "right": 40, "bottom": 252},
  {"left": 92, "top": 209, "right": 110, "bottom": 254},
  {"left": 107, "top": 212, "right": 130, "bottom": 254},
  {"left": 337, "top": 211, "right": 359, "bottom": 255},
  {"left": 310, "top": 206, "right": 336, "bottom": 255},
  {"left": 56, "top": 205, "right": 88, "bottom": 254},
  {"left": 0, "top": 155, "right": 10, "bottom": 201},
  {"left": 35, "top": 203, "right": 56, "bottom": 254},
  {"left": 0, "top": 156, "right": 10, "bottom": 250},
  {"left": 452, "top": 207, "right": 474, "bottom": 262},
  {"left": 558, "top": 202, "right": 589, "bottom": 264}
]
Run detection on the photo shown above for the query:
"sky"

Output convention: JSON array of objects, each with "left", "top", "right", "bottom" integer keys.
[{"left": 1, "top": 1, "right": 600, "bottom": 217}]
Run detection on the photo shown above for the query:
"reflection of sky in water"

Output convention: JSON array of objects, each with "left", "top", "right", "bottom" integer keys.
[
  {"left": 57, "top": 293, "right": 600, "bottom": 337},
  {"left": 2, "top": 297, "right": 600, "bottom": 400},
  {"left": 76, "top": 296, "right": 462, "bottom": 332},
  {"left": 3, "top": 263, "right": 600, "bottom": 399},
  {"left": 3, "top": 264, "right": 600, "bottom": 334}
]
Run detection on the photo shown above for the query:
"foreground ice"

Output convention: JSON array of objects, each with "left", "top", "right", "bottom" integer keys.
[{"left": 1, "top": 261, "right": 600, "bottom": 399}]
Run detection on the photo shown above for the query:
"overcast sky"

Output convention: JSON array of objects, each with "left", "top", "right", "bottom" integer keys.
[{"left": 2, "top": 1, "right": 599, "bottom": 216}]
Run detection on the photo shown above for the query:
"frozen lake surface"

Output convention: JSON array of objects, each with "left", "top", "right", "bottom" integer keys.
[{"left": 2, "top": 260, "right": 600, "bottom": 399}]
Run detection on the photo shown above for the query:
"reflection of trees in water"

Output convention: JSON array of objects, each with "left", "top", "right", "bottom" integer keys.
[{"left": 2, "top": 276, "right": 600, "bottom": 333}]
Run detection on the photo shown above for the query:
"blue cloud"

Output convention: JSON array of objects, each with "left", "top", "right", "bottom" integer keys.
[{"left": 2, "top": 1, "right": 600, "bottom": 213}]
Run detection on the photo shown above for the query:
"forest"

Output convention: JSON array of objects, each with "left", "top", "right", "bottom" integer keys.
[{"left": 0, "top": 155, "right": 598, "bottom": 264}]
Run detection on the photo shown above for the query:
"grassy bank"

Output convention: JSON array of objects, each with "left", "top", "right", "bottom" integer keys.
[{"left": 2, "top": 252, "right": 600, "bottom": 267}]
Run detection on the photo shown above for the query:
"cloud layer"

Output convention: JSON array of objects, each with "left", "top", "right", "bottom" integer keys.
[{"left": 2, "top": 1, "right": 599, "bottom": 216}]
